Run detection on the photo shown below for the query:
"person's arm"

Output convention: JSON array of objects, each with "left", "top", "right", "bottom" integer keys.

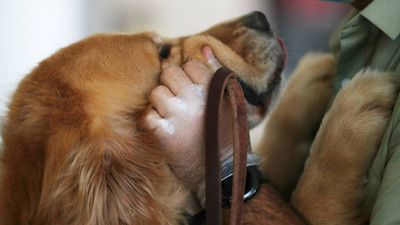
[
  {"left": 141, "top": 50, "right": 232, "bottom": 192},
  {"left": 142, "top": 49, "right": 306, "bottom": 224}
]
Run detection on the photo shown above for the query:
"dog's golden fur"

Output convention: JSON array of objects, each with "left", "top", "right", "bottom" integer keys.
[
  {"left": 0, "top": 34, "right": 192, "bottom": 225},
  {"left": 0, "top": 12, "right": 398, "bottom": 225}
]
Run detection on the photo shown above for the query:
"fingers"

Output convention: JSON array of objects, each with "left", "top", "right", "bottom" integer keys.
[
  {"left": 142, "top": 108, "right": 171, "bottom": 137},
  {"left": 142, "top": 108, "right": 162, "bottom": 130},
  {"left": 182, "top": 60, "right": 213, "bottom": 86},
  {"left": 202, "top": 46, "right": 222, "bottom": 72},
  {"left": 160, "top": 66, "right": 193, "bottom": 96},
  {"left": 142, "top": 108, "right": 175, "bottom": 137},
  {"left": 143, "top": 46, "right": 221, "bottom": 136},
  {"left": 149, "top": 85, "right": 175, "bottom": 117},
  {"left": 161, "top": 61, "right": 212, "bottom": 100}
]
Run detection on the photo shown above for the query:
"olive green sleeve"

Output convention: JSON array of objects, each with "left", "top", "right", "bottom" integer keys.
[{"left": 370, "top": 93, "right": 400, "bottom": 225}]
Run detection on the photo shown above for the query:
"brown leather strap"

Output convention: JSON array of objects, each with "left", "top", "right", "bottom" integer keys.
[{"left": 206, "top": 68, "right": 250, "bottom": 225}]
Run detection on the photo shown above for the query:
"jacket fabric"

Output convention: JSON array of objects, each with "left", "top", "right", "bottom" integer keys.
[{"left": 329, "top": 0, "right": 400, "bottom": 223}]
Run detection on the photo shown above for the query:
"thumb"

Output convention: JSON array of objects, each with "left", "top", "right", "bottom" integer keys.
[{"left": 202, "top": 46, "right": 222, "bottom": 72}]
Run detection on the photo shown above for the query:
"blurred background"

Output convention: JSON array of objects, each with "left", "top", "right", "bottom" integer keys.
[{"left": 0, "top": 0, "right": 349, "bottom": 119}]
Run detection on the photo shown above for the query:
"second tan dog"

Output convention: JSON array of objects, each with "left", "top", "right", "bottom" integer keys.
[{"left": 257, "top": 55, "right": 399, "bottom": 224}]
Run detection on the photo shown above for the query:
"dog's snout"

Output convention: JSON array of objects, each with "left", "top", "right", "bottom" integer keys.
[{"left": 243, "top": 11, "right": 270, "bottom": 33}]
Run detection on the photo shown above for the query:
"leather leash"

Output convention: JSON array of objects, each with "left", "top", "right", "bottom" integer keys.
[{"left": 205, "top": 68, "right": 250, "bottom": 225}]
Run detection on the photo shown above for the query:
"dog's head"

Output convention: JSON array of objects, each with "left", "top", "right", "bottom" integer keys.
[
  {"left": 43, "top": 11, "right": 284, "bottom": 129},
  {"left": 1, "top": 12, "right": 285, "bottom": 224},
  {"left": 179, "top": 11, "right": 286, "bottom": 127}
]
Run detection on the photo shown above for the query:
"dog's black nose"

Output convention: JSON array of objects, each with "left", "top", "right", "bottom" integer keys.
[{"left": 243, "top": 11, "right": 271, "bottom": 33}]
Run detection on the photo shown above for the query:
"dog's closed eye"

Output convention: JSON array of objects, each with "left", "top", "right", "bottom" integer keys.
[{"left": 159, "top": 45, "right": 171, "bottom": 59}]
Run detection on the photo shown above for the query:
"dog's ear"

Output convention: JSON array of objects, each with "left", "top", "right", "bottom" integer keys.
[{"left": 34, "top": 128, "right": 169, "bottom": 224}]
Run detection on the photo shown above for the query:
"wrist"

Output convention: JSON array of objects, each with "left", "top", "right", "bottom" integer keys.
[{"left": 192, "top": 149, "right": 237, "bottom": 209}]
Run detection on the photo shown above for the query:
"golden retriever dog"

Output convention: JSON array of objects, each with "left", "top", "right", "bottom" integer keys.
[
  {"left": 0, "top": 12, "right": 285, "bottom": 225},
  {"left": 0, "top": 10, "right": 398, "bottom": 224}
]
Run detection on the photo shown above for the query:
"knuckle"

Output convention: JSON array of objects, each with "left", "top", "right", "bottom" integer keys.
[
  {"left": 143, "top": 113, "right": 153, "bottom": 124},
  {"left": 142, "top": 113, "right": 156, "bottom": 129},
  {"left": 150, "top": 85, "right": 166, "bottom": 100}
]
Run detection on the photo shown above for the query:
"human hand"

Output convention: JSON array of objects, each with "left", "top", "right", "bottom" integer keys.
[{"left": 141, "top": 46, "right": 233, "bottom": 192}]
